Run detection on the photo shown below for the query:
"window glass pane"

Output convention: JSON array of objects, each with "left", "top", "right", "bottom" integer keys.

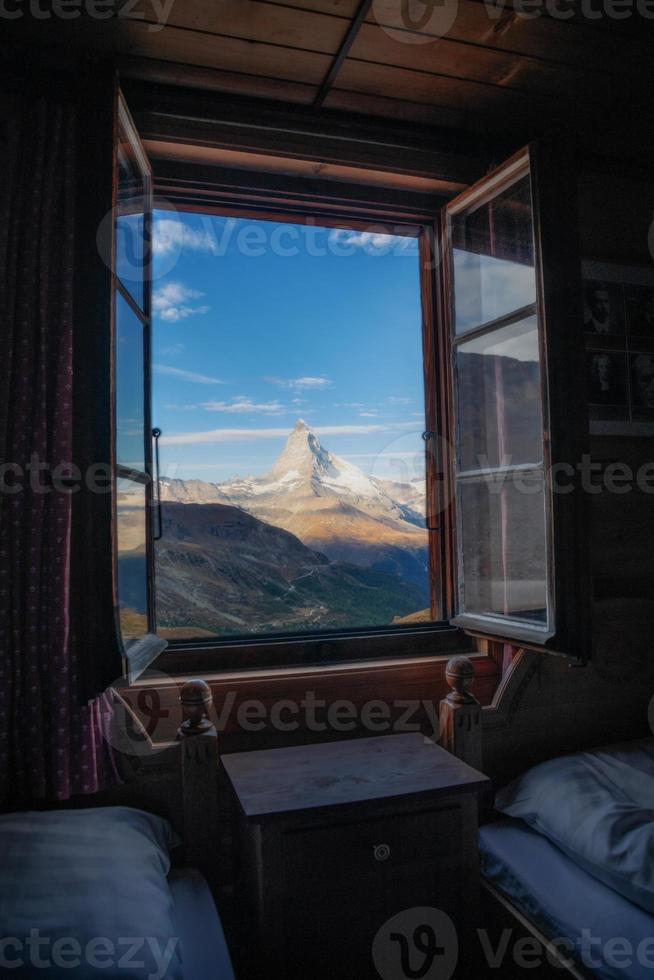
[
  {"left": 117, "top": 478, "right": 149, "bottom": 640},
  {"left": 455, "top": 316, "right": 543, "bottom": 471},
  {"left": 116, "top": 132, "right": 146, "bottom": 310},
  {"left": 458, "top": 473, "right": 548, "bottom": 626},
  {"left": 116, "top": 291, "right": 145, "bottom": 472},
  {"left": 451, "top": 173, "right": 536, "bottom": 333}
]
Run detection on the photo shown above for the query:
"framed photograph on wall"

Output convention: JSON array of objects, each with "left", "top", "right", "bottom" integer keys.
[{"left": 582, "top": 261, "right": 654, "bottom": 435}]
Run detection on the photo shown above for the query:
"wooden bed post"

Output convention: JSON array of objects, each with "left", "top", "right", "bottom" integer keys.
[
  {"left": 439, "top": 656, "right": 483, "bottom": 771},
  {"left": 178, "top": 680, "right": 219, "bottom": 878}
]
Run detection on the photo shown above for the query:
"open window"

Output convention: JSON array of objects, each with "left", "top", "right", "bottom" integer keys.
[
  {"left": 109, "top": 121, "right": 589, "bottom": 671},
  {"left": 441, "top": 145, "right": 590, "bottom": 657},
  {"left": 112, "top": 91, "right": 166, "bottom": 678}
]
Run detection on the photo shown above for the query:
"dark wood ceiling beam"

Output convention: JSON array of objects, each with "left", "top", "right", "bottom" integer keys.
[
  {"left": 122, "top": 79, "right": 510, "bottom": 185},
  {"left": 151, "top": 159, "right": 450, "bottom": 222},
  {"left": 313, "top": 0, "right": 374, "bottom": 109}
]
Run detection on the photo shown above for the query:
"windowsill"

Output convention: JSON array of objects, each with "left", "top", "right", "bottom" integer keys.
[
  {"left": 152, "top": 622, "right": 468, "bottom": 676},
  {"left": 133, "top": 650, "right": 494, "bottom": 687}
]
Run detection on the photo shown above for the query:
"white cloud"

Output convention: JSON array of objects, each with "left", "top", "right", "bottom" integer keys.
[
  {"left": 153, "top": 281, "right": 209, "bottom": 322},
  {"left": 358, "top": 411, "right": 379, "bottom": 417},
  {"left": 153, "top": 218, "right": 219, "bottom": 257},
  {"left": 201, "top": 397, "right": 286, "bottom": 416},
  {"left": 154, "top": 364, "right": 224, "bottom": 385},
  {"left": 334, "top": 402, "right": 365, "bottom": 409},
  {"left": 161, "top": 421, "right": 418, "bottom": 446},
  {"left": 387, "top": 396, "right": 412, "bottom": 405},
  {"left": 266, "top": 376, "right": 332, "bottom": 390}
]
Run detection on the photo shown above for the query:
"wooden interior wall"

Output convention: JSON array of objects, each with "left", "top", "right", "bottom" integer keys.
[{"left": 480, "top": 165, "right": 654, "bottom": 786}]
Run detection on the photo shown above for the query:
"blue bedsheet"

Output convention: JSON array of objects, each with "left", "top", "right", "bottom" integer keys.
[{"left": 479, "top": 819, "right": 654, "bottom": 980}]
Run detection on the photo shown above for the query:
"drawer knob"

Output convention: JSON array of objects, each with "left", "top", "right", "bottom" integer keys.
[{"left": 373, "top": 843, "right": 391, "bottom": 862}]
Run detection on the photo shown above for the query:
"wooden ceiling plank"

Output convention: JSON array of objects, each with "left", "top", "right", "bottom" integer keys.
[
  {"left": 136, "top": 0, "right": 347, "bottom": 55},
  {"left": 350, "top": 22, "right": 590, "bottom": 97},
  {"left": 4, "top": 15, "right": 331, "bottom": 84},
  {"left": 367, "top": 0, "right": 654, "bottom": 75},
  {"left": 257, "top": 0, "right": 360, "bottom": 14},
  {"left": 114, "top": 22, "right": 332, "bottom": 83}
]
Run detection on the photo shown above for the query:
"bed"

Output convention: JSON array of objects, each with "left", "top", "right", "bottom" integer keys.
[
  {"left": 0, "top": 680, "right": 236, "bottom": 979},
  {"left": 439, "top": 652, "right": 654, "bottom": 980},
  {"left": 479, "top": 818, "right": 654, "bottom": 980}
]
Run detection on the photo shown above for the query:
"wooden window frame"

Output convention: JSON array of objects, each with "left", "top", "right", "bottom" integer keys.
[
  {"left": 111, "top": 124, "right": 589, "bottom": 675},
  {"left": 113, "top": 92, "right": 167, "bottom": 679},
  {"left": 147, "top": 198, "right": 464, "bottom": 675}
]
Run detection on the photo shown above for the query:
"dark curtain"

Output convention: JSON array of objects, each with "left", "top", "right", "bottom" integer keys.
[{"left": 0, "top": 92, "right": 120, "bottom": 806}]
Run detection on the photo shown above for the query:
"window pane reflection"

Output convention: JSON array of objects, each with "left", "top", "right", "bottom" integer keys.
[
  {"left": 458, "top": 473, "right": 548, "bottom": 625},
  {"left": 455, "top": 316, "right": 543, "bottom": 471},
  {"left": 116, "top": 292, "right": 145, "bottom": 472},
  {"left": 117, "top": 478, "right": 148, "bottom": 640},
  {"left": 451, "top": 174, "right": 536, "bottom": 333}
]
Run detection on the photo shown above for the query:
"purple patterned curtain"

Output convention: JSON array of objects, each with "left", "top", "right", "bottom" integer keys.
[{"left": 0, "top": 94, "right": 119, "bottom": 806}]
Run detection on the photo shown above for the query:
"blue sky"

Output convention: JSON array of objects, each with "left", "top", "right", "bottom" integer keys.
[{"left": 151, "top": 210, "right": 427, "bottom": 485}]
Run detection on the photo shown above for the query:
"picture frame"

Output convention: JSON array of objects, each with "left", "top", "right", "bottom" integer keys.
[{"left": 582, "top": 260, "right": 654, "bottom": 436}]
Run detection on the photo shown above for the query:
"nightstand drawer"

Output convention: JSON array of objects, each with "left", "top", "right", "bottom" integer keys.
[{"left": 284, "top": 805, "right": 461, "bottom": 881}]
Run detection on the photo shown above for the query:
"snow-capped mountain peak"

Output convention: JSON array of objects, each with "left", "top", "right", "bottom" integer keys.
[
  {"left": 161, "top": 421, "right": 425, "bottom": 528},
  {"left": 268, "top": 418, "right": 338, "bottom": 483}
]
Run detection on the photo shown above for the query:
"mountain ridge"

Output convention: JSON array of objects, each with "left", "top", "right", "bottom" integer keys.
[{"left": 160, "top": 419, "right": 429, "bottom": 585}]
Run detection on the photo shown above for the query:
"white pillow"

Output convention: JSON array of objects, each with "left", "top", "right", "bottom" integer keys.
[{"left": 495, "top": 738, "right": 654, "bottom": 913}]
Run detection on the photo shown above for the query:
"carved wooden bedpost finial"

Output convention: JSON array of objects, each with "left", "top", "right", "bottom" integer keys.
[
  {"left": 439, "top": 656, "right": 483, "bottom": 771},
  {"left": 178, "top": 679, "right": 216, "bottom": 739},
  {"left": 177, "top": 679, "right": 220, "bottom": 878},
  {"left": 445, "top": 655, "right": 476, "bottom": 705}
]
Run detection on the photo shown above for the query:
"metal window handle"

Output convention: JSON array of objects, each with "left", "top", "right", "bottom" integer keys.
[
  {"left": 152, "top": 427, "right": 163, "bottom": 541},
  {"left": 373, "top": 843, "right": 391, "bottom": 862}
]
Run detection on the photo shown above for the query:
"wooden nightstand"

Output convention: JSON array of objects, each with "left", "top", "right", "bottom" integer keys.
[{"left": 222, "top": 733, "right": 490, "bottom": 980}]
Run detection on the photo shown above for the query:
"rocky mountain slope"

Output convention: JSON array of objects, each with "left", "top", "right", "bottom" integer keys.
[{"left": 153, "top": 502, "right": 428, "bottom": 637}]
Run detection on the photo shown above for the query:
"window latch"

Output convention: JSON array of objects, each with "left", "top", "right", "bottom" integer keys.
[{"left": 152, "top": 427, "right": 163, "bottom": 541}]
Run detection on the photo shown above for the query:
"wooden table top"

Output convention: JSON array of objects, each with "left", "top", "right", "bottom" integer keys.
[{"left": 222, "top": 733, "right": 490, "bottom": 819}]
